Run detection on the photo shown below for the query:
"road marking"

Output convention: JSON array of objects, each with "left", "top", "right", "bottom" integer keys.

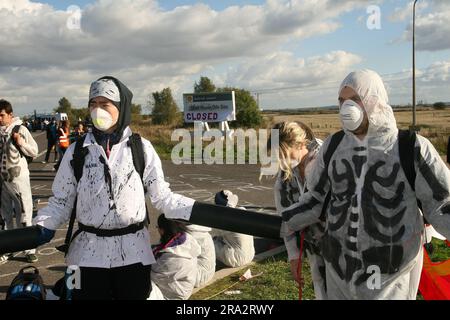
[
  {"left": 36, "top": 150, "right": 47, "bottom": 159},
  {"left": 0, "top": 263, "right": 67, "bottom": 279},
  {"left": 32, "top": 131, "right": 46, "bottom": 138}
]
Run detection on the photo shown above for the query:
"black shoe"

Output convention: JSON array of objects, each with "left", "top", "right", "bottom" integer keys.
[{"left": 26, "top": 254, "right": 38, "bottom": 263}]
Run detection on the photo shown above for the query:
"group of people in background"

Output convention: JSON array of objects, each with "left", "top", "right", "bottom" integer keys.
[{"left": 42, "top": 119, "right": 86, "bottom": 171}]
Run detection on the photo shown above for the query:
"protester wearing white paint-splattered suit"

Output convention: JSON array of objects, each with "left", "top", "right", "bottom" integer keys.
[{"left": 34, "top": 77, "right": 195, "bottom": 300}]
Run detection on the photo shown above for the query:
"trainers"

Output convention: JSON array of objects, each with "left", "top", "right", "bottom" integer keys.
[
  {"left": 26, "top": 254, "right": 38, "bottom": 263},
  {"left": 41, "top": 161, "right": 47, "bottom": 164},
  {"left": 0, "top": 255, "right": 9, "bottom": 265},
  {"left": 0, "top": 253, "right": 12, "bottom": 265}
]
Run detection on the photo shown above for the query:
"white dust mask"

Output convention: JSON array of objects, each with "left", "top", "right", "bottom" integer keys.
[
  {"left": 340, "top": 99, "right": 364, "bottom": 131},
  {"left": 91, "top": 108, "right": 115, "bottom": 131}
]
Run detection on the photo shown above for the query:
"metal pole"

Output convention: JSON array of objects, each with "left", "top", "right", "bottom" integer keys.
[{"left": 412, "top": 0, "right": 418, "bottom": 130}]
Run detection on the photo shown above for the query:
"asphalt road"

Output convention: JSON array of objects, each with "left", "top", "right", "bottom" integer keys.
[{"left": 0, "top": 130, "right": 281, "bottom": 299}]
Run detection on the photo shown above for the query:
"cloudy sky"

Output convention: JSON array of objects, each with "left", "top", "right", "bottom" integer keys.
[{"left": 1, "top": 0, "right": 449, "bottom": 116}]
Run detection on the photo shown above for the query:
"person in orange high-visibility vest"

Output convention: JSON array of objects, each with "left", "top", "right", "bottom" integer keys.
[{"left": 54, "top": 120, "right": 70, "bottom": 171}]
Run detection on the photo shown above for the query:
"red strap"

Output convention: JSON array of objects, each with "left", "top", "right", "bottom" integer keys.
[
  {"left": 297, "top": 230, "right": 305, "bottom": 301},
  {"left": 152, "top": 232, "right": 183, "bottom": 256}
]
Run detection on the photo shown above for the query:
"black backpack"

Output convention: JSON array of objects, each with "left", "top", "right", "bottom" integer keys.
[
  {"left": 6, "top": 266, "right": 46, "bottom": 300},
  {"left": 11, "top": 125, "right": 34, "bottom": 164},
  {"left": 57, "top": 133, "right": 148, "bottom": 255}
]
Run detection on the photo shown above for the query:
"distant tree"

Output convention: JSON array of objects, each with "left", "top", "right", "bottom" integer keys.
[
  {"left": 151, "top": 88, "right": 181, "bottom": 125},
  {"left": 217, "top": 87, "right": 262, "bottom": 128},
  {"left": 131, "top": 103, "right": 142, "bottom": 115},
  {"left": 433, "top": 102, "right": 446, "bottom": 110},
  {"left": 54, "top": 97, "right": 72, "bottom": 114},
  {"left": 71, "top": 107, "right": 90, "bottom": 124},
  {"left": 194, "top": 76, "right": 216, "bottom": 93}
]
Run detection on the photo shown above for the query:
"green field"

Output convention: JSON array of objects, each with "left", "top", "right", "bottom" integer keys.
[{"left": 191, "top": 239, "right": 450, "bottom": 300}]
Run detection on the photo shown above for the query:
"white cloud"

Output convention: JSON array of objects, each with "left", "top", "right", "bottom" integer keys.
[
  {"left": 224, "top": 50, "right": 362, "bottom": 90},
  {"left": 0, "top": 0, "right": 447, "bottom": 114},
  {"left": 388, "top": 1, "right": 428, "bottom": 23},
  {"left": 231, "top": 57, "right": 450, "bottom": 109},
  {"left": 392, "top": 0, "right": 450, "bottom": 51},
  {"left": 0, "top": 0, "right": 372, "bottom": 70},
  {"left": 383, "top": 60, "right": 450, "bottom": 106},
  {"left": 0, "top": 0, "right": 377, "bottom": 114}
]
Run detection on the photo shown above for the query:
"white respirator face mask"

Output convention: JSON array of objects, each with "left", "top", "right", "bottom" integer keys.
[
  {"left": 340, "top": 99, "right": 365, "bottom": 131},
  {"left": 91, "top": 107, "right": 115, "bottom": 131}
]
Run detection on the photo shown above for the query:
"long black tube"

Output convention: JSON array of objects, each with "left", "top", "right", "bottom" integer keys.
[
  {"left": 0, "top": 226, "right": 42, "bottom": 255},
  {"left": 0, "top": 202, "right": 283, "bottom": 254},
  {"left": 188, "top": 201, "right": 282, "bottom": 240}
]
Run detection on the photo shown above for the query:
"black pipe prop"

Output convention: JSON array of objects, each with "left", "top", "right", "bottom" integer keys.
[
  {"left": 189, "top": 202, "right": 282, "bottom": 240},
  {"left": 0, "top": 226, "right": 41, "bottom": 255}
]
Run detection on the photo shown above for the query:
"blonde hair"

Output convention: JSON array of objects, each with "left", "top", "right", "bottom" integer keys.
[{"left": 268, "top": 121, "right": 314, "bottom": 182}]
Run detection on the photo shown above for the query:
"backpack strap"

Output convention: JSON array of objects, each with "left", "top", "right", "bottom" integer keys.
[
  {"left": 11, "top": 125, "right": 27, "bottom": 160},
  {"left": 127, "top": 133, "right": 150, "bottom": 224},
  {"left": 71, "top": 135, "right": 88, "bottom": 183},
  {"left": 57, "top": 136, "right": 88, "bottom": 256},
  {"left": 398, "top": 129, "right": 424, "bottom": 214},
  {"left": 320, "top": 130, "right": 345, "bottom": 221},
  {"left": 127, "top": 133, "right": 146, "bottom": 185},
  {"left": 398, "top": 130, "right": 417, "bottom": 192}
]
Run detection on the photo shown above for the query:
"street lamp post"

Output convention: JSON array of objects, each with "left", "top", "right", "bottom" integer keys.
[{"left": 411, "top": 0, "right": 419, "bottom": 132}]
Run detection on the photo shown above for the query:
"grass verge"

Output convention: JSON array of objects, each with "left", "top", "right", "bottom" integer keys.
[
  {"left": 191, "top": 239, "right": 449, "bottom": 300},
  {"left": 190, "top": 251, "right": 313, "bottom": 300}
]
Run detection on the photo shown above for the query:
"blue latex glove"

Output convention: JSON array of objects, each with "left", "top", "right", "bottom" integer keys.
[{"left": 36, "top": 226, "right": 56, "bottom": 246}]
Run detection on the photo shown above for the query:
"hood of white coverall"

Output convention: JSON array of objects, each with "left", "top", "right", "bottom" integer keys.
[{"left": 339, "top": 69, "right": 398, "bottom": 149}]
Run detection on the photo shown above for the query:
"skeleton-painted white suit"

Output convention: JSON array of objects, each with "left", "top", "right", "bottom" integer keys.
[{"left": 281, "top": 70, "right": 450, "bottom": 300}]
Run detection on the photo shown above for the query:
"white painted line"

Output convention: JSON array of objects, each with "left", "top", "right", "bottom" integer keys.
[
  {"left": 0, "top": 263, "right": 66, "bottom": 279},
  {"left": 36, "top": 150, "right": 47, "bottom": 159},
  {"left": 32, "top": 132, "right": 46, "bottom": 138}
]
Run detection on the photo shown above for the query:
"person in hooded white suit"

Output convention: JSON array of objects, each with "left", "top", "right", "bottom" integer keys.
[
  {"left": 149, "top": 214, "right": 201, "bottom": 300},
  {"left": 185, "top": 223, "right": 216, "bottom": 288},
  {"left": 281, "top": 70, "right": 450, "bottom": 300},
  {"left": 211, "top": 190, "right": 255, "bottom": 268}
]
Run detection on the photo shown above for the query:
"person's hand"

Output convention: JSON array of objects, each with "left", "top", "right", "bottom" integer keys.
[
  {"left": 36, "top": 226, "right": 56, "bottom": 246},
  {"left": 12, "top": 132, "right": 25, "bottom": 147},
  {"left": 290, "top": 259, "right": 304, "bottom": 286}
]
